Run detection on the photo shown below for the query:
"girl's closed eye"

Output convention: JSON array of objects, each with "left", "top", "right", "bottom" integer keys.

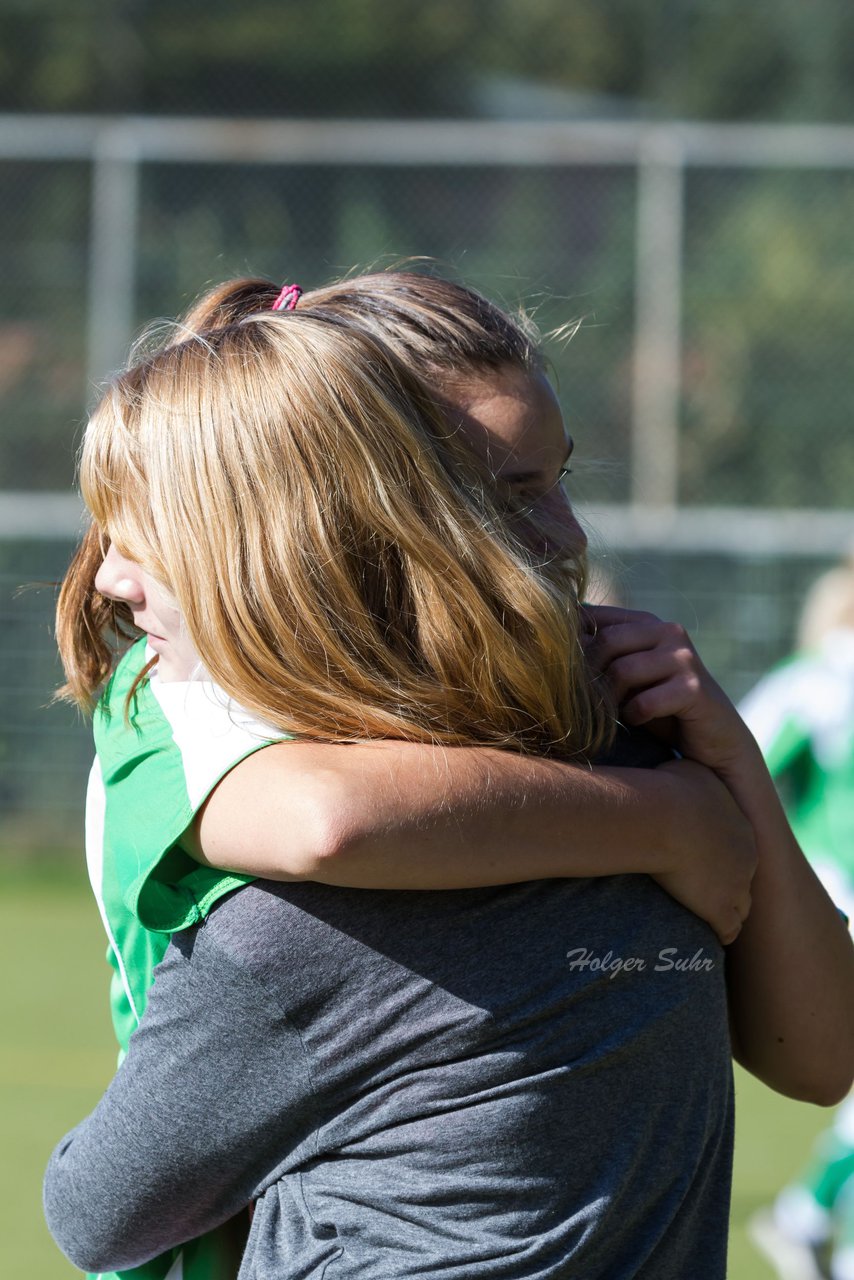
[{"left": 513, "top": 463, "right": 573, "bottom": 504}]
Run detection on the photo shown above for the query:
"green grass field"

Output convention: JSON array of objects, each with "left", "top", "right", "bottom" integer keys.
[{"left": 0, "top": 867, "right": 835, "bottom": 1278}]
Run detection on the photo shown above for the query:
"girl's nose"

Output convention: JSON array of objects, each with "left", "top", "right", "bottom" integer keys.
[
  {"left": 94, "top": 544, "right": 145, "bottom": 604},
  {"left": 536, "top": 489, "right": 588, "bottom": 556}
]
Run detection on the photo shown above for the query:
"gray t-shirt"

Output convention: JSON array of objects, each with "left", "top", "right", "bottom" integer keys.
[{"left": 45, "top": 863, "right": 733, "bottom": 1278}]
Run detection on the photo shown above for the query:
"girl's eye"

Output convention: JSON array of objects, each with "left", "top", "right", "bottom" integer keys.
[
  {"left": 510, "top": 467, "right": 572, "bottom": 504},
  {"left": 510, "top": 484, "right": 539, "bottom": 504}
]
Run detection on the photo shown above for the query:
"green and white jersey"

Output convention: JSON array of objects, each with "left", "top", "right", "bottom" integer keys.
[
  {"left": 740, "top": 630, "right": 854, "bottom": 918},
  {"left": 85, "top": 637, "right": 288, "bottom": 1280}
]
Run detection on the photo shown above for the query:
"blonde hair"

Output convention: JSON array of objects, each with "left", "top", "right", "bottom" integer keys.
[
  {"left": 57, "top": 270, "right": 553, "bottom": 696},
  {"left": 60, "top": 305, "right": 610, "bottom": 760},
  {"left": 797, "top": 556, "right": 854, "bottom": 652}
]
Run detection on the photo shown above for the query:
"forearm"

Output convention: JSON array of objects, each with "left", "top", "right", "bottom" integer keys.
[
  {"left": 722, "top": 742, "right": 854, "bottom": 1104},
  {"left": 315, "top": 746, "right": 682, "bottom": 888},
  {"left": 193, "top": 740, "right": 685, "bottom": 888}
]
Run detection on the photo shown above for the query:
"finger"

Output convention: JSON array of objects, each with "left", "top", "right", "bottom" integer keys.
[
  {"left": 588, "top": 619, "right": 694, "bottom": 671},
  {"left": 584, "top": 604, "right": 661, "bottom": 629},
  {"left": 581, "top": 604, "right": 651, "bottom": 652},
  {"left": 602, "top": 648, "right": 697, "bottom": 705},
  {"left": 584, "top": 604, "right": 662, "bottom": 644},
  {"left": 585, "top": 623, "right": 667, "bottom": 676},
  {"left": 620, "top": 676, "right": 701, "bottom": 726},
  {"left": 719, "top": 918, "right": 742, "bottom": 946},
  {"left": 718, "top": 899, "right": 750, "bottom": 946}
]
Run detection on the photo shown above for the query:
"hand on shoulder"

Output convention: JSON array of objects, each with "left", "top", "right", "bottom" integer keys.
[{"left": 585, "top": 604, "right": 758, "bottom": 778}]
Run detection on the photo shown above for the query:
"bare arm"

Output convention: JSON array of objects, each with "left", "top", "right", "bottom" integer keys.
[
  {"left": 719, "top": 741, "right": 854, "bottom": 1104},
  {"left": 185, "top": 737, "right": 755, "bottom": 944},
  {"left": 589, "top": 605, "right": 854, "bottom": 1105}
]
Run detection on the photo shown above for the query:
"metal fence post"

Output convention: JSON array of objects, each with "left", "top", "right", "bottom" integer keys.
[
  {"left": 630, "top": 130, "right": 685, "bottom": 510},
  {"left": 86, "top": 123, "right": 140, "bottom": 396}
]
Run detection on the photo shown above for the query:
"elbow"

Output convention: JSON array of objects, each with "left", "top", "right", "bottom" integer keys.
[
  {"left": 194, "top": 750, "right": 361, "bottom": 881},
  {"left": 785, "top": 1080, "right": 851, "bottom": 1109},
  {"left": 746, "top": 1058, "right": 854, "bottom": 1108},
  {"left": 800, "top": 1069, "right": 854, "bottom": 1109},
  {"left": 732, "top": 1023, "right": 854, "bottom": 1107},
  {"left": 50, "top": 1238, "right": 142, "bottom": 1277},
  {"left": 819, "top": 1085, "right": 853, "bottom": 1108},
  {"left": 796, "top": 1038, "right": 854, "bottom": 1107},
  {"left": 44, "top": 1190, "right": 146, "bottom": 1275},
  {"left": 44, "top": 1205, "right": 157, "bottom": 1275},
  {"left": 302, "top": 806, "right": 363, "bottom": 880},
  {"left": 44, "top": 1143, "right": 154, "bottom": 1275},
  {"left": 289, "top": 771, "right": 367, "bottom": 881}
]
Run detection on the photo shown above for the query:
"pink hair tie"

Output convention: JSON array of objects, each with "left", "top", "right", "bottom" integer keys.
[{"left": 272, "top": 283, "right": 302, "bottom": 312}]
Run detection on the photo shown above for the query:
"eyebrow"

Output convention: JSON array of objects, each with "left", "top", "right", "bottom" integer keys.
[{"left": 501, "top": 439, "right": 574, "bottom": 484}]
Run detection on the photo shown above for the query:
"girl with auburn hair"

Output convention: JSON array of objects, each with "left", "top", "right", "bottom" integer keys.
[{"left": 46, "top": 273, "right": 852, "bottom": 1280}]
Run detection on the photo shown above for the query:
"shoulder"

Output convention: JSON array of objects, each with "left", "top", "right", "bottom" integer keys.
[{"left": 93, "top": 650, "right": 280, "bottom": 935}]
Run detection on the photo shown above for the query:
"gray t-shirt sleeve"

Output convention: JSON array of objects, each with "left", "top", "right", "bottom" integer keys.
[{"left": 43, "top": 927, "right": 316, "bottom": 1275}]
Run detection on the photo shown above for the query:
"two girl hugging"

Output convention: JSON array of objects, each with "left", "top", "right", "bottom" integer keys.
[{"left": 45, "top": 269, "right": 854, "bottom": 1280}]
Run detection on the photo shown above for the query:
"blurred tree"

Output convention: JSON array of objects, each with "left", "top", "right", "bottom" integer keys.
[
  {"left": 1, "top": 0, "right": 853, "bottom": 507},
  {"left": 681, "top": 169, "right": 854, "bottom": 506},
  {"left": 2, "top": 0, "right": 854, "bottom": 122}
]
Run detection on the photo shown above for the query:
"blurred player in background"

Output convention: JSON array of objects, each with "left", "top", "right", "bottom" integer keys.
[{"left": 743, "top": 558, "right": 854, "bottom": 1280}]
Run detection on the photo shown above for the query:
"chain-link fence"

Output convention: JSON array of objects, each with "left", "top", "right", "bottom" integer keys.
[{"left": 2, "top": 115, "right": 854, "bottom": 851}]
